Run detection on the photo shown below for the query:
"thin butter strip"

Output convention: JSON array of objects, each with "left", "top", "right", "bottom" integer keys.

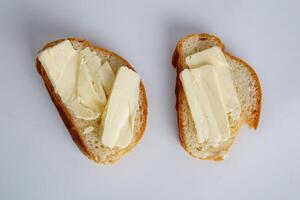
[{"left": 101, "top": 67, "right": 140, "bottom": 148}]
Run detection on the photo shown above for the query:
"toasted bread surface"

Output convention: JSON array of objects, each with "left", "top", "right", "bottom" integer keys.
[{"left": 37, "top": 38, "right": 148, "bottom": 164}]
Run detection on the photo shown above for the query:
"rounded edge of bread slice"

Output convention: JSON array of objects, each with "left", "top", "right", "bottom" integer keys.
[
  {"left": 172, "top": 33, "right": 262, "bottom": 160},
  {"left": 36, "top": 38, "right": 148, "bottom": 164}
]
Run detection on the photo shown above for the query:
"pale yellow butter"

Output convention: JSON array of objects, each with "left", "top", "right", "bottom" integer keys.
[
  {"left": 186, "top": 47, "right": 241, "bottom": 119},
  {"left": 38, "top": 40, "right": 113, "bottom": 120},
  {"left": 180, "top": 47, "right": 241, "bottom": 145},
  {"left": 185, "top": 46, "right": 228, "bottom": 68},
  {"left": 101, "top": 67, "right": 140, "bottom": 148},
  {"left": 38, "top": 40, "right": 79, "bottom": 102},
  {"left": 97, "top": 61, "right": 115, "bottom": 96},
  {"left": 38, "top": 40, "right": 139, "bottom": 148},
  {"left": 77, "top": 47, "right": 107, "bottom": 118}
]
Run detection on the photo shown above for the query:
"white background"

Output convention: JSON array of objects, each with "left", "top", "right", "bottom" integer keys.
[{"left": 0, "top": 0, "right": 299, "bottom": 199}]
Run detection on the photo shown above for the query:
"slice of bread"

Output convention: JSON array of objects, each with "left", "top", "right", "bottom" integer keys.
[
  {"left": 36, "top": 38, "right": 148, "bottom": 164},
  {"left": 172, "top": 33, "right": 262, "bottom": 160}
]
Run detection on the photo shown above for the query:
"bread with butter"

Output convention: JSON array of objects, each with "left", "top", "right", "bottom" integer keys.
[
  {"left": 172, "top": 33, "right": 262, "bottom": 160},
  {"left": 36, "top": 38, "right": 148, "bottom": 164}
]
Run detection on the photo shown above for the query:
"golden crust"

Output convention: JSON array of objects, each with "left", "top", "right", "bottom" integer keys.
[
  {"left": 172, "top": 33, "right": 262, "bottom": 161},
  {"left": 36, "top": 38, "right": 148, "bottom": 164}
]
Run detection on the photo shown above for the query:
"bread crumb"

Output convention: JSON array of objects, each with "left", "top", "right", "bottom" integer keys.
[
  {"left": 83, "top": 126, "right": 95, "bottom": 134},
  {"left": 219, "top": 150, "right": 228, "bottom": 159}
]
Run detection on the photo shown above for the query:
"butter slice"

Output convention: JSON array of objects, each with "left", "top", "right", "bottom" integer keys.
[
  {"left": 97, "top": 61, "right": 115, "bottom": 96},
  {"left": 101, "top": 67, "right": 140, "bottom": 148},
  {"left": 77, "top": 48, "right": 107, "bottom": 118},
  {"left": 180, "top": 47, "right": 241, "bottom": 145},
  {"left": 186, "top": 46, "right": 228, "bottom": 68},
  {"left": 186, "top": 47, "right": 241, "bottom": 120},
  {"left": 38, "top": 40, "right": 108, "bottom": 120},
  {"left": 38, "top": 40, "right": 79, "bottom": 102},
  {"left": 180, "top": 66, "right": 231, "bottom": 144}
]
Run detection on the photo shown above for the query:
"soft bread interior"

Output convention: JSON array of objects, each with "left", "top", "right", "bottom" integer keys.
[
  {"left": 175, "top": 34, "right": 261, "bottom": 160},
  {"left": 38, "top": 39, "right": 147, "bottom": 163}
]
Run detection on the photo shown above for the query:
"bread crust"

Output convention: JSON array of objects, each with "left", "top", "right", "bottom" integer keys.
[
  {"left": 36, "top": 38, "right": 148, "bottom": 164},
  {"left": 172, "top": 33, "right": 262, "bottom": 160}
]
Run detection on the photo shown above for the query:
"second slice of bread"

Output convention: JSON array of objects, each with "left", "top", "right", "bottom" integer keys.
[
  {"left": 37, "top": 38, "right": 148, "bottom": 164},
  {"left": 172, "top": 33, "right": 262, "bottom": 160}
]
